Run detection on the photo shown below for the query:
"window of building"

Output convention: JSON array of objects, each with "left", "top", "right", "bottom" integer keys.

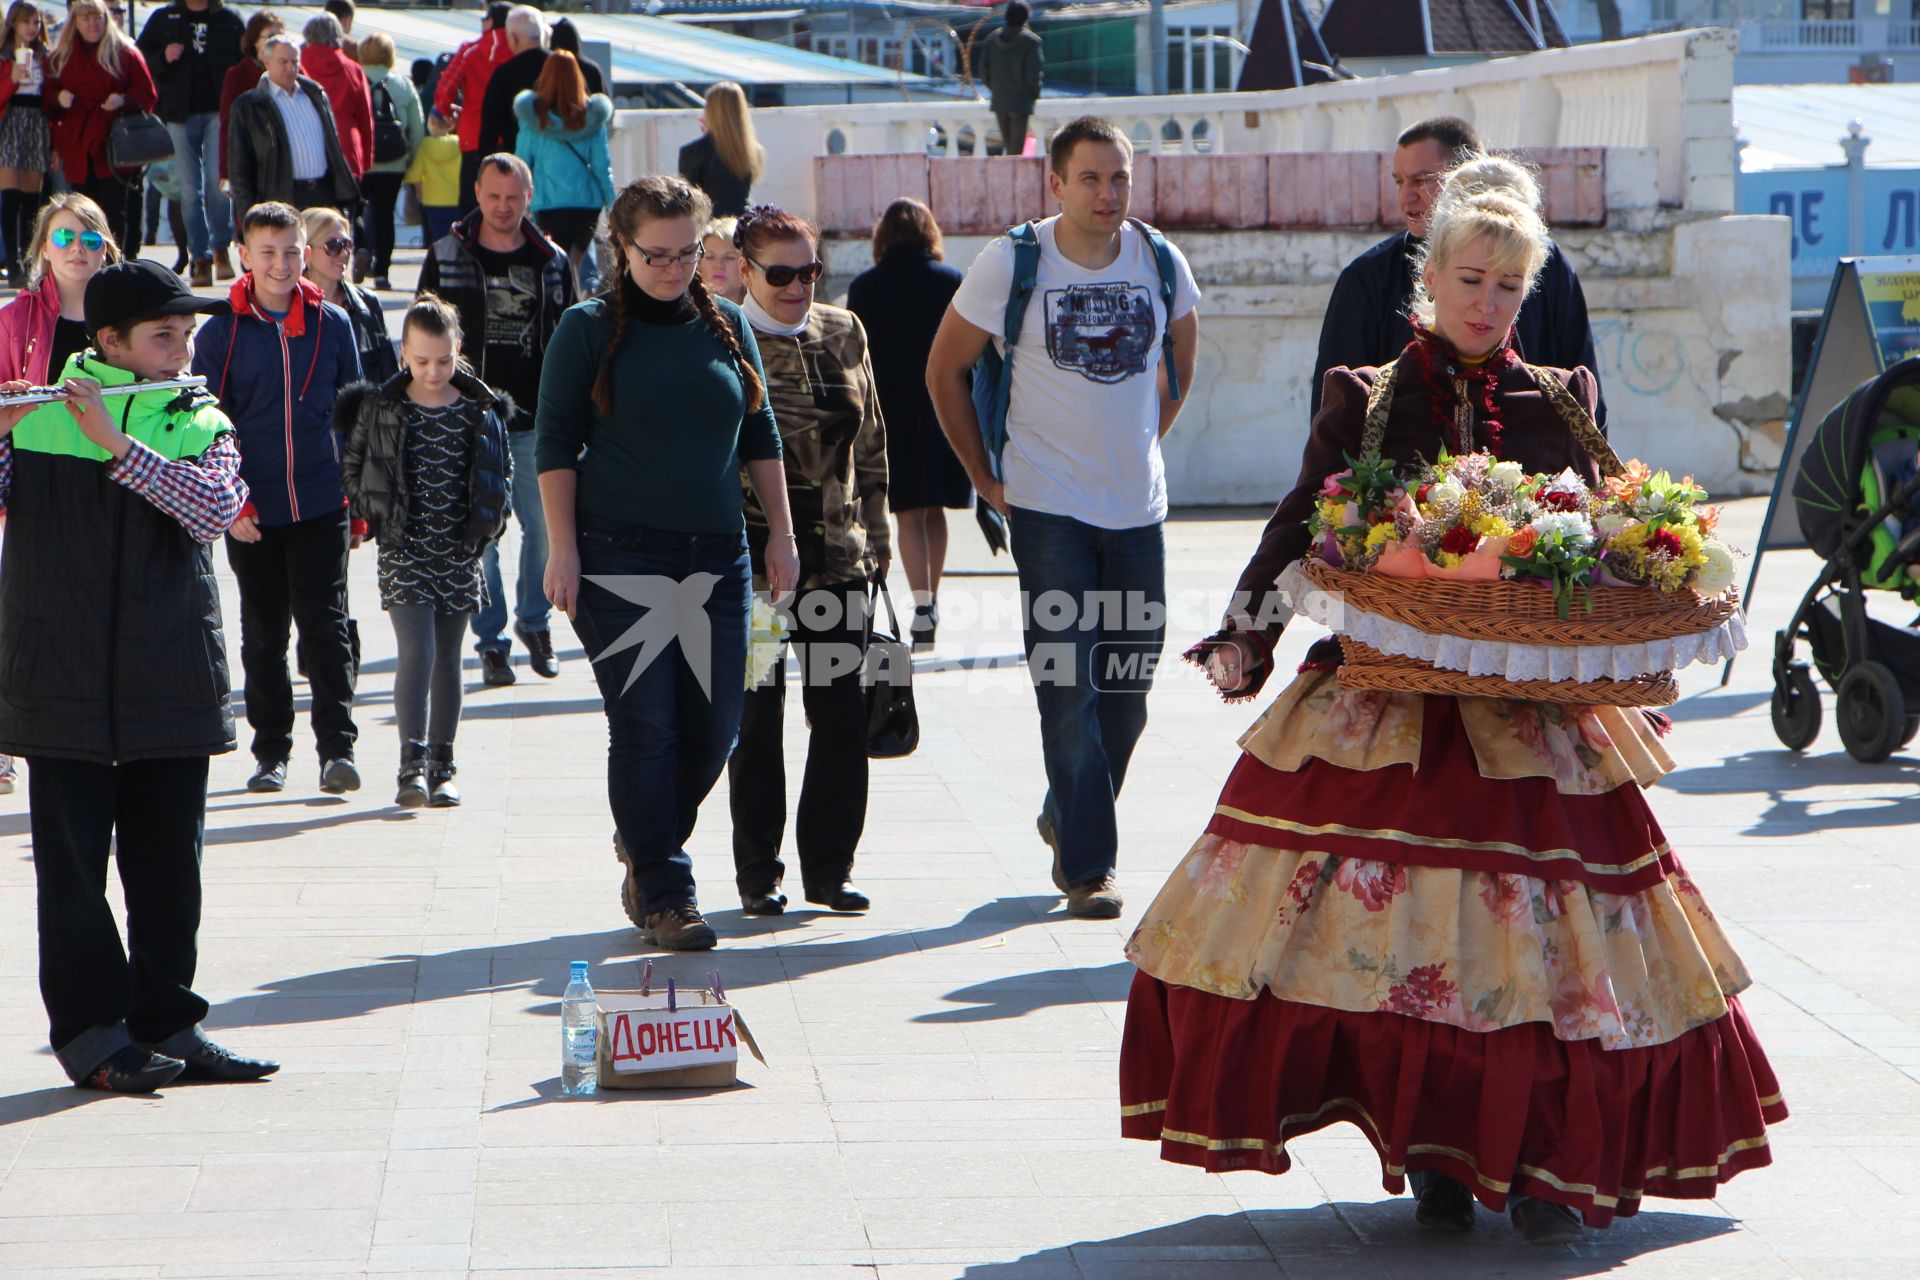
[{"left": 1166, "top": 25, "right": 1238, "bottom": 94}]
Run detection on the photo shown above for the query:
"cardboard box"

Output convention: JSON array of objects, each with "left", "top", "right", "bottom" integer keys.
[{"left": 594, "top": 989, "right": 764, "bottom": 1090}]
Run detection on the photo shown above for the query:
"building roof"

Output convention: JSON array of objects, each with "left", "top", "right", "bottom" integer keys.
[
  {"left": 228, "top": 5, "right": 921, "bottom": 87},
  {"left": 1238, "top": 0, "right": 1335, "bottom": 91},
  {"left": 1318, "top": 0, "right": 1567, "bottom": 59},
  {"left": 1733, "top": 83, "right": 1920, "bottom": 171}
]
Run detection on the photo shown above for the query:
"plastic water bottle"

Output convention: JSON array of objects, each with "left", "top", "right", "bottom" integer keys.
[{"left": 560, "top": 961, "right": 598, "bottom": 1096}]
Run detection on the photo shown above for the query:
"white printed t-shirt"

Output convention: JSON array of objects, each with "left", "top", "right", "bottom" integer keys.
[{"left": 950, "top": 216, "right": 1201, "bottom": 531}]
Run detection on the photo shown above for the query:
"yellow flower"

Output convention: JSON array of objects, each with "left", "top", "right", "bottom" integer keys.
[
  {"left": 1471, "top": 513, "right": 1514, "bottom": 539},
  {"left": 1364, "top": 523, "right": 1395, "bottom": 550}
]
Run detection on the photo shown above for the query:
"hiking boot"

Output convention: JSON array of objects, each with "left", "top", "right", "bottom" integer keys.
[
  {"left": 1037, "top": 811, "right": 1068, "bottom": 893},
  {"left": 1414, "top": 1174, "right": 1477, "bottom": 1232},
  {"left": 395, "top": 741, "right": 430, "bottom": 808},
  {"left": 214, "top": 248, "right": 236, "bottom": 281},
  {"left": 1065, "top": 874, "right": 1123, "bottom": 919},
  {"left": 426, "top": 745, "right": 460, "bottom": 807},
  {"left": 643, "top": 903, "right": 717, "bottom": 951},
  {"left": 1510, "top": 1197, "right": 1583, "bottom": 1247},
  {"left": 615, "top": 831, "right": 646, "bottom": 926},
  {"left": 479, "top": 649, "right": 516, "bottom": 687},
  {"left": 190, "top": 257, "right": 213, "bottom": 289},
  {"left": 516, "top": 625, "right": 559, "bottom": 678}
]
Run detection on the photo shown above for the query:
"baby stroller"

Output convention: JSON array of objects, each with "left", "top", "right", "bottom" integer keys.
[{"left": 1773, "top": 355, "right": 1920, "bottom": 762}]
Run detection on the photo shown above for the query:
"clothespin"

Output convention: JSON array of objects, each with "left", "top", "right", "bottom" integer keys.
[
  {"left": 710, "top": 970, "right": 726, "bottom": 1003},
  {"left": 666, "top": 977, "right": 677, "bottom": 1013},
  {"left": 639, "top": 958, "right": 654, "bottom": 996}
]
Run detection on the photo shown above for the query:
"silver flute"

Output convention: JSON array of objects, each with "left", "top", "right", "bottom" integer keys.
[{"left": 0, "top": 375, "right": 208, "bottom": 407}]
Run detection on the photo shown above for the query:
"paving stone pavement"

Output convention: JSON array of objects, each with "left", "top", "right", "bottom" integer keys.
[{"left": 2, "top": 263, "right": 1917, "bottom": 1275}]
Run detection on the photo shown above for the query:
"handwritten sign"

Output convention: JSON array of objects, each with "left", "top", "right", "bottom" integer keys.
[{"left": 605, "top": 1005, "right": 739, "bottom": 1075}]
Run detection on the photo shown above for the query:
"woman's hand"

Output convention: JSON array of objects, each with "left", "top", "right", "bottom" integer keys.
[
  {"left": 764, "top": 534, "right": 799, "bottom": 604},
  {"left": 56, "top": 89, "right": 73, "bottom": 109},
  {"left": 102, "top": 92, "right": 125, "bottom": 112},
  {"left": 1205, "top": 635, "right": 1258, "bottom": 694},
  {"left": 10, "top": 64, "right": 29, "bottom": 86},
  {"left": 545, "top": 543, "right": 582, "bottom": 619}
]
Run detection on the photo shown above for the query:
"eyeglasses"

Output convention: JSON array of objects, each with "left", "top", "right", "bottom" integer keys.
[
  {"left": 747, "top": 257, "right": 824, "bottom": 288},
  {"left": 321, "top": 236, "right": 354, "bottom": 256},
  {"left": 632, "top": 243, "right": 705, "bottom": 268},
  {"left": 50, "top": 227, "right": 106, "bottom": 252}
]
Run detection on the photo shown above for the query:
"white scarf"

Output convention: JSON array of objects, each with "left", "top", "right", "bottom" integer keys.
[{"left": 741, "top": 291, "right": 809, "bottom": 337}]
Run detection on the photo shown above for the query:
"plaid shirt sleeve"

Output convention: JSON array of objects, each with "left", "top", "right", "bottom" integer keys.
[
  {"left": 105, "top": 433, "right": 250, "bottom": 544},
  {"left": 0, "top": 438, "right": 11, "bottom": 514}
]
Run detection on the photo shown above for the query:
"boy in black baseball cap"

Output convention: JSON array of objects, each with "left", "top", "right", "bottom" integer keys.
[{"left": 0, "top": 259, "right": 280, "bottom": 1093}]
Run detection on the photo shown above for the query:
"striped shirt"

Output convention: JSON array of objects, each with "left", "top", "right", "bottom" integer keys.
[
  {"left": 0, "top": 435, "right": 249, "bottom": 545},
  {"left": 267, "top": 79, "right": 330, "bottom": 182}
]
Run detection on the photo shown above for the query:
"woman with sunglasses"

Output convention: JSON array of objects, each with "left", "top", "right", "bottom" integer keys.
[
  {"left": 537, "top": 175, "right": 797, "bottom": 952},
  {"left": 301, "top": 205, "right": 396, "bottom": 383},
  {"left": 725, "top": 204, "right": 889, "bottom": 918},
  {"left": 0, "top": 190, "right": 119, "bottom": 797}
]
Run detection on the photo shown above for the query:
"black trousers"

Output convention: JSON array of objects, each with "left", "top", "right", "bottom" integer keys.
[
  {"left": 995, "top": 111, "right": 1031, "bottom": 156},
  {"left": 360, "top": 170, "right": 404, "bottom": 276},
  {"left": 457, "top": 150, "right": 482, "bottom": 217},
  {"left": 728, "top": 578, "right": 871, "bottom": 897},
  {"left": 226, "top": 508, "right": 358, "bottom": 763},
  {"left": 30, "top": 754, "right": 212, "bottom": 1081}
]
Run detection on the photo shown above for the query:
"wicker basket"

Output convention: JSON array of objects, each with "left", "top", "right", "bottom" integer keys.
[{"left": 1335, "top": 639, "right": 1680, "bottom": 706}]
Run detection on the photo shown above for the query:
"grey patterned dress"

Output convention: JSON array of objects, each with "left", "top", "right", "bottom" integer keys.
[{"left": 376, "top": 399, "right": 486, "bottom": 613}]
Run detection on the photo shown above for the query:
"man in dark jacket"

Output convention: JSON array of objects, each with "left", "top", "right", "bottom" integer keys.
[
  {"left": 137, "top": 0, "right": 245, "bottom": 286},
  {"left": 192, "top": 202, "right": 364, "bottom": 796},
  {"left": 419, "top": 153, "right": 575, "bottom": 686},
  {"left": 1311, "top": 116, "right": 1607, "bottom": 429},
  {"left": 0, "top": 260, "right": 278, "bottom": 1093},
  {"left": 477, "top": 5, "right": 548, "bottom": 159},
  {"left": 976, "top": 0, "right": 1043, "bottom": 156},
  {"left": 227, "top": 36, "right": 361, "bottom": 226}
]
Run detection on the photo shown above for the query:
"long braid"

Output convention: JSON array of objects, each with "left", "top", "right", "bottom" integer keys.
[
  {"left": 687, "top": 272, "right": 764, "bottom": 415},
  {"left": 591, "top": 272, "right": 630, "bottom": 418}
]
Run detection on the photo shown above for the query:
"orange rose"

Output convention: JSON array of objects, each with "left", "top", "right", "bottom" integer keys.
[{"left": 1507, "top": 525, "right": 1539, "bottom": 557}]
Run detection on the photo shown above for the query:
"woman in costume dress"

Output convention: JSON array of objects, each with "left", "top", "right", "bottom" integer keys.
[{"left": 1118, "top": 156, "right": 1784, "bottom": 1245}]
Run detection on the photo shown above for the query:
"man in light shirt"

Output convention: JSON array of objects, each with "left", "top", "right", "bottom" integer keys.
[{"left": 226, "top": 35, "right": 360, "bottom": 225}]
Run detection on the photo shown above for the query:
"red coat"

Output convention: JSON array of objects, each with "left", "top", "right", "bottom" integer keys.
[
  {"left": 218, "top": 57, "right": 263, "bottom": 181},
  {"left": 0, "top": 275, "right": 66, "bottom": 385},
  {"left": 299, "top": 43, "right": 373, "bottom": 179},
  {"left": 433, "top": 29, "right": 510, "bottom": 153},
  {"left": 48, "top": 40, "right": 158, "bottom": 184}
]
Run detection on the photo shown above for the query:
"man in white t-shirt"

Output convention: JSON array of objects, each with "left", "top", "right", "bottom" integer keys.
[{"left": 927, "top": 116, "right": 1201, "bottom": 919}]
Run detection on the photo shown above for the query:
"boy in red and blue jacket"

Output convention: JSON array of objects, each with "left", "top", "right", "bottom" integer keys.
[{"left": 191, "top": 200, "right": 365, "bottom": 796}]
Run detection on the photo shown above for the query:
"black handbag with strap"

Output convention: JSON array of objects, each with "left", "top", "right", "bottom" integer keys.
[
  {"left": 108, "top": 111, "right": 174, "bottom": 170},
  {"left": 863, "top": 581, "right": 919, "bottom": 759}
]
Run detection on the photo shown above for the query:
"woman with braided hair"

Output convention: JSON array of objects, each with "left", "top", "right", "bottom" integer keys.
[
  {"left": 535, "top": 174, "right": 798, "bottom": 952},
  {"left": 1120, "top": 156, "right": 1783, "bottom": 1243}
]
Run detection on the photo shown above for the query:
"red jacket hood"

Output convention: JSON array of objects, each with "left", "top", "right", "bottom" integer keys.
[{"left": 227, "top": 275, "right": 327, "bottom": 336}]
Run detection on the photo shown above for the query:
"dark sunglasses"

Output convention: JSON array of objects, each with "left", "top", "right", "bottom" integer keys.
[
  {"left": 50, "top": 227, "right": 106, "bottom": 252},
  {"left": 747, "top": 257, "right": 824, "bottom": 288},
  {"left": 322, "top": 236, "right": 354, "bottom": 255}
]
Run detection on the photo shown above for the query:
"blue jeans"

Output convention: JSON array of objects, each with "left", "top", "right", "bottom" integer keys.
[
  {"left": 573, "top": 516, "right": 750, "bottom": 911},
  {"left": 473, "top": 431, "right": 550, "bottom": 653},
  {"left": 425, "top": 207, "right": 459, "bottom": 244},
  {"left": 166, "top": 113, "right": 230, "bottom": 259},
  {"left": 1009, "top": 507, "right": 1167, "bottom": 887}
]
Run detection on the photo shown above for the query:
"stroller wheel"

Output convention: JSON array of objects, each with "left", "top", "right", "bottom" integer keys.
[
  {"left": 1771, "top": 664, "right": 1821, "bottom": 751},
  {"left": 1837, "top": 661, "right": 1907, "bottom": 763},
  {"left": 1904, "top": 714, "right": 1920, "bottom": 749}
]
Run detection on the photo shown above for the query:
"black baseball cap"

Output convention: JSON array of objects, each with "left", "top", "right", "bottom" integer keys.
[{"left": 85, "top": 259, "right": 231, "bottom": 339}]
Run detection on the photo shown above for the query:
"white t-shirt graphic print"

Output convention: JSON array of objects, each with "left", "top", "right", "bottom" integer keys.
[{"left": 952, "top": 217, "right": 1201, "bottom": 530}]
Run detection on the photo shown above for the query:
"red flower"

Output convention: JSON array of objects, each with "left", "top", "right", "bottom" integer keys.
[
  {"left": 1334, "top": 857, "right": 1408, "bottom": 912},
  {"left": 1439, "top": 524, "right": 1481, "bottom": 556},
  {"left": 1647, "top": 527, "right": 1685, "bottom": 558},
  {"left": 1540, "top": 488, "right": 1584, "bottom": 513},
  {"left": 1381, "top": 963, "right": 1460, "bottom": 1018}
]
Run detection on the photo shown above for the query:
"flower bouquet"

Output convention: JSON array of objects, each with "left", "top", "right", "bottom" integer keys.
[
  {"left": 1287, "top": 450, "right": 1747, "bottom": 705},
  {"left": 744, "top": 596, "right": 789, "bottom": 690}
]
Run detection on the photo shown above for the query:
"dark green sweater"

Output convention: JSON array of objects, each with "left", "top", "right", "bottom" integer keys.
[{"left": 535, "top": 291, "right": 781, "bottom": 534}]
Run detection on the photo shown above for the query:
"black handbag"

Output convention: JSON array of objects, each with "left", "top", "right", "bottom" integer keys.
[
  {"left": 863, "top": 581, "right": 919, "bottom": 759},
  {"left": 108, "top": 111, "right": 175, "bottom": 170}
]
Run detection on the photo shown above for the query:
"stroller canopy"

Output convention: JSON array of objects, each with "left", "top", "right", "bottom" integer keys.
[{"left": 1791, "top": 356, "right": 1920, "bottom": 562}]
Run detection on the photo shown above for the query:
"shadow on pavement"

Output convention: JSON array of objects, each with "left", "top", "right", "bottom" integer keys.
[{"left": 915, "top": 961, "right": 1135, "bottom": 1024}]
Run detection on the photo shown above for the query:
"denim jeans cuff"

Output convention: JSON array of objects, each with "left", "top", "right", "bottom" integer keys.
[
  {"left": 151, "top": 1024, "right": 211, "bottom": 1059},
  {"left": 55, "top": 1021, "right": 135, "bottom": 1082}
]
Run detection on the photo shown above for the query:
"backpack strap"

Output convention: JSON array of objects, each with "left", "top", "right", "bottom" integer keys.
[
  {"left": 1002, "top": 220, "right": 1041, "bottom": 347},
  {"left": 1129, "top": 216, "right": 1183, "bottom": 403}
]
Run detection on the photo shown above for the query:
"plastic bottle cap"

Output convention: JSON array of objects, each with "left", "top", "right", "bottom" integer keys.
[{"left": 570, "top": 961, "right": 588, "bottom": 974}]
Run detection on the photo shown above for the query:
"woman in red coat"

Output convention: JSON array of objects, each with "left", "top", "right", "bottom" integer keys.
[{"left": 47, "top": 0, "right": 155, "bottom": 254}]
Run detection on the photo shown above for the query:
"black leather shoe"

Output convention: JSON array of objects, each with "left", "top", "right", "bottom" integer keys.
[
  {"left": 80, "top": 1046, "right": 185, "bottom": 1094},
  {"left": 479, "top": 650, "right": 516, "bottom": 687},
  {"left": 1414, "top": 1174, "right": 1478, "bottom": 1232},
  {"left": 319, "top": 757, "right": 361, "bottom": 794},
  {"left": 395, "top": 742, "right": 429, "bottom": 808},
  {"left": 516, "top": 625, "right": 560, "bottom": 678},
  {"left": 247, "top": 759, "right": 287, "bottom": 793},
  {"left": 426, "top": 745, "right": 460, "bottom": 807},
  {"left": 805, "top": 882, "right": 870, "bottom": 913},
  {"left": 740, "top": 889, "right": 787, "bottom": 916},
  {"left": 1510, "top": 1197, "right": 1582, "bottom": 1246},
  {"left": 168, "top": 1038, "right": 280, "bottom": 1083}
]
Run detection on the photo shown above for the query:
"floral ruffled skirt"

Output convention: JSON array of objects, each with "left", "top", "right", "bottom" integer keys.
[{"left": 1119, "top": 670, "right": 1785, "bottom": 1226}]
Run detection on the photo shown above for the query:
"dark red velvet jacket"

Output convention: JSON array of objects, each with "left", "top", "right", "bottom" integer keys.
[{"left": 48, "top": 40, "right": 158, "bottom": 184}]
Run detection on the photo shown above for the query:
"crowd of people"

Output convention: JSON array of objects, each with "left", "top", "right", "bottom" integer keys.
[{"left": 0, "top": 15, "right": 1790, "bottom": 1246}]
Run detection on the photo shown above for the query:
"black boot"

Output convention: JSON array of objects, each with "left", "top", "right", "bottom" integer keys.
[
  {"left": 395, "top": 741, "right": 429, "bottom": 808},
  {"left": 427, "top": 744, "right": 460, "bottom": 807}
]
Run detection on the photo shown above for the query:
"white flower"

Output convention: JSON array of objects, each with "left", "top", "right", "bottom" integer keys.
[
  {"left": 1531, "top": 510, "right": 1596, "bottom": 549},
  {"left": 1692, "top": 540, "right": 1737, "bottom": 595},
  {"left": 1548, "top": 468, "right": 1591, "bottom": 498},
  {"left": 1487, "top": 460, "right": 1526, "bottom": 492},
  {"left": 744, "top": 598, "right": 789, "bottom": 689},
  {"left": 1595, "top": 513, "right": 1637, "bottom": 537},
  {"left": 1428, "top": 477, "right": 1465, "bottom": 508}
]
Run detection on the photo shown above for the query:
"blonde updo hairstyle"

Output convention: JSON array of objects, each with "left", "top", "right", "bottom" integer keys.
[{"left": 1408, "top": 155, "right": 1550, "bottom": 331}]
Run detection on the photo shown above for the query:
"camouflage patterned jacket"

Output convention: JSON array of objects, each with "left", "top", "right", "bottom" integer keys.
[{"left": 742, "top": 303, "right": 891, "bottom": 589}]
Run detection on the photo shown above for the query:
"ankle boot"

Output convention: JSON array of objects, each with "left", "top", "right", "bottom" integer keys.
[
  {"left": 395, "top": 741, "right": 429, "bottom": 808},
  {"left": 427, "top": 744, "right": 461, "bottom": 807}
]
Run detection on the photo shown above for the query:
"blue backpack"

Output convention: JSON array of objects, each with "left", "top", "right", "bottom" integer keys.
[{"left": 970, "top": 217, "right": 1184, "bottom": 483}]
